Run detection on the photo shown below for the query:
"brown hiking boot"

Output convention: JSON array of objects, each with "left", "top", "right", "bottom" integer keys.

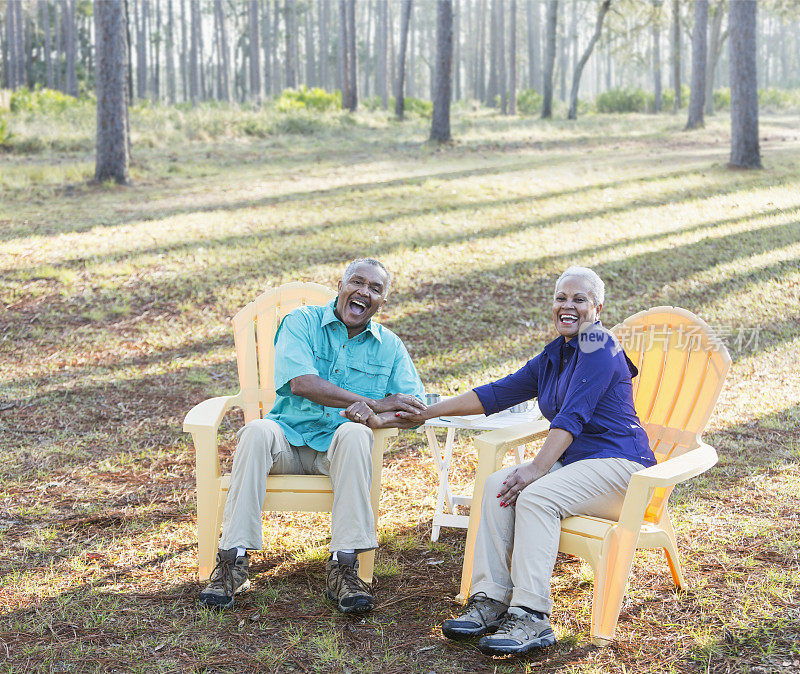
[
  {"left": 198, "top": 548, "right": 250, "bottom": 609},
  {"left": 325, "top": 557, "right": 374, "bottom": 614}
]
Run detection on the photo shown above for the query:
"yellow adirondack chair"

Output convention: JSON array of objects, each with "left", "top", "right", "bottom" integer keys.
[
  {"left": 183, "top": 282, "right": 398, "bottom": 583},
  {"left": 457, "top": 306, "right": 731, "bottom": 646}
]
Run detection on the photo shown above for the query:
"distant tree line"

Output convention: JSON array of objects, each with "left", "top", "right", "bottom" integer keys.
[{"left": 3, "top": 0, "right": 800, "bottom": 117}]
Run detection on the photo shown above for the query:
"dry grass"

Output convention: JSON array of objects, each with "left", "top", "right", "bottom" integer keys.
[{"left": 1, "top": 106, "right": 799, "bottom": 672}]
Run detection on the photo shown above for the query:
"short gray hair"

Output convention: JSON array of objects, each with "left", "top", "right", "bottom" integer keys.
[
  {"left": 342, "top": 258, "right": 391, "bottom": 293},
  {"left": 554, "top": 266, "right": 605, "bottom": 305}
]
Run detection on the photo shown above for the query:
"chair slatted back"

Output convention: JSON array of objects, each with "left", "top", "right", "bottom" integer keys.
[
  {"left": 231, "top": 282, "right": 335, "bottom": 423},
  {"left": 612, "top": 307, "right": 730, "bottom": 523}
]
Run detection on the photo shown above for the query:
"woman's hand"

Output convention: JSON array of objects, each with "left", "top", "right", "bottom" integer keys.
[{"left": 497, "top": 461, "right": 547, "bottom": 507}]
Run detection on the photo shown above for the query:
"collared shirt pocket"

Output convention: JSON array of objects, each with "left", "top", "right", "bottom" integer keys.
[{"left": 348, "top": 357, "right": 392, "bottom": 397}]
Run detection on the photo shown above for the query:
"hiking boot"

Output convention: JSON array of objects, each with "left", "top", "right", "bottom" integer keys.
[
  {"left": 441, "top": 592, "right": 509, "bottom": 641},
  {"left": 198, "top": 548, "right": 250, "bottom": 609},
  {"left": 325, "top": 557, "right": 374, "bottom": 614},
  {"left": 477, "top": 607, "right": 557, "bottom": 656}
]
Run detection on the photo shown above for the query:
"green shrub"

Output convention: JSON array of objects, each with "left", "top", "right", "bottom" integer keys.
[
  {"left": 660, "top": 85, "right": 690, "bottom": 110},
  {"left": 595, "top": 87, "right": 648, "bottom": 113},
  {"left": 388, "top": 96, "right": 432, "bottom": 118},
  {"left": 517, "top": 88, "right": 543, "bottom": 115},
  {"left": 758, "top": 87, "right": 800, "bottom": 109},
  {"left": 275, "top": 86, "right": 341, "bottom": 112},
  {"left": 362, "top": 95, "right": 388, "bottom": 111},
  {"left": 272, "top": 113, "right": 325, "bottom": 135},
  {"left": 9, "top": 86, "right": 81, "bottom": 113},
  {"left": 0, "top": 115, "right": 11, "bottom": 147},
  {"left": 713, "top": 87, "right": 730, "bottom": 110}
]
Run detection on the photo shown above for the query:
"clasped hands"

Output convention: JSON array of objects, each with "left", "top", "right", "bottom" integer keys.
[{"left": 339, "top": 393, "right": 427, "bottom": 429}]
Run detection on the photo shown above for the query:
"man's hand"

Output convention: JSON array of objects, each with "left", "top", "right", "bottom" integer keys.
[
  {"left": 369, "top": 393, "right": 426, "bottom": 415},
  {"left": 341, "top": 401, "right": 376, "bottom": 425},
  {"left": 497, "top": 461, "right": 547, "bottom": 507},
  {"left": 340, "top": 404, "right": 420, "bottom": 429}
]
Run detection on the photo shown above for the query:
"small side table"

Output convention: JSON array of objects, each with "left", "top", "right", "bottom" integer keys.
[{"left": 422, "top": 403, "right": 543, "bottom": 542}]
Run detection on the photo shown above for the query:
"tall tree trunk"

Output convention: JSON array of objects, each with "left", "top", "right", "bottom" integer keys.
[
  {"left": 285, "top": 0, "right": 296, "bottom": 88},
  {"left": 476, "top": 0, "right": 486, "bottom": 100},
  {"left": 189, "top": 0, "right": 199, "bottom": 104},
  {"left": 95, "top": 0, "right": 130, "bottom": 184},
  {"left": 430, "top": 0, "right": 453, "bottom": 141},
  {"left": 729, "top": 0, "right": 759, "bottom": 168},
  {"left": 686, "top": 0, "right": 708, "bottom": 129},
  {"left": 395, "top": 0, "right": 412, "bottom": 118},
  {"left": 249, "top": 0, "right": 260, "bottom": 103},
  {"left": 5, "top": 1, "right": 17, "bottom": 89},
  {"left": 153, "top": 0, "right": 161, "bottom": 102},
  {"left": 41, "top": 0, "right": 54, "bottom": 88},
  {"left": 376, "top": 0, "right": 388, "bottom": 107},
  {"left": 261, "top": 0, "right": 271, "bottom": 95},
  {"left": 453, "top": 0, "right": 460, "bottom": 100},
  {"left": 346, "top": 0, "right": 357, "bottom": 109},
  {"left": 671, "top": 0, "right": 681, "bottom": 111},
  {"left": 541, "top": 0, "right": 557, "bottom": 117},
  {"left": 166, "top": 0, "right": 176, "bottom": 102},
  {"left": 292, "top": 0, "right": 299, "bottom": 85},
  {"left": 17, "top": 0, "right": 26, "bottom": 87},
  {"left": 567, "top": 0, "right": 609, "bottom": 119},
  {"left": 557, "top": 0, "right": 566, "bottom": 100},
  {"left": 320, "top": 0, "right": 329, "bottom": 89},
  {"left": 652, "top": 0, "right": 661, "bottom": 113},
  {"left": 135, "top": 0, "right": 145, "bottom": 98},
  {"left": 527, "top": 0, "right": 541, "bottom": 91},
  {"left": 63, "top": 0, "right": 77, "bottom": 95},
  {"left": 180, "top": 0, "right": 187, "bottom": 100},
  {"left": 509, "top": 0, "right": 516, "bottom": 114},
  {"left": 407, "top": 5, "right": 415, "bottom": 96},
  {"left": 55, "top": 0, "right": 62, "bottom": 90},
  {"left": 704, "top": 0, "right": 725, "bottom": 115},
  {"left": 197, "top": 0, "right": 205, "bottom": 99},
  {"left": 498, "top": 0, "right": 507, "bottom": 113},
  {"left": 215, "top": 0, "right": 231, "bottom": 101},
  {"left": 272, "top": 0, "right": 280, "bottom": 92},
  {"left": 304, "top": 3, "right": 315, "bottom": 86},
  {"left": 487, "top": 0, "right": 498, "bottom": 105}
]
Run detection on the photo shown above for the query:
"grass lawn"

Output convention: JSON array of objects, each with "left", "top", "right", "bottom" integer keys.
[{"left": 1, "top": 104, "right": 799, "bottom": 672}]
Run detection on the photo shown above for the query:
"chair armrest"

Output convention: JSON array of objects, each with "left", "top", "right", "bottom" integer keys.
[
  {"left": 629, "top": 441, "right": 718, "bottom": 490},
  {"left": 183, "top": 393, "right": 243, "bottom": 434},
  {"left": 473, "top": 419, "right": 551, "bottom": 456},
  {"left": 616, "top": 441, "right": 718, "bottom": 532}
]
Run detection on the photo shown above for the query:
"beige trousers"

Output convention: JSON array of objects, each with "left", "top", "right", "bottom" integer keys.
[
  {"left": 471, "top": 457, "right": 644, "bottom": 615},
  {"left": 219, "top": 419, "right": 377, "bottom": 553}
]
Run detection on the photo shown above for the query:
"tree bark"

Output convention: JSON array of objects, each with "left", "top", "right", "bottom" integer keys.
[
  {"left": 729, "top": 0, "right": 759, "bottom": 168},
  {"left": 319, "top": 0, "right": 329, "bottom": 89},
  {"left": 376, "top": 0, "right": 388, "bottom": 107},
  {"left": 557, "top": 0, "right": 566, "bottom": 100},
  {"left": 166, "top": 0, "right": 176, "bottom": 102},
  {"left": 686, "top": 0, "right": 708, "bottom": 129},
  {"left": 541, "top": 0, "right": 557, "bottom": 117},
  {"left": 55, "top": 0, "right": 62, "bottom": 90},
  {"left": 395, "top": 0, "right": 412, "bottom": 118},
  {"left": 189, "top": 0, "right": 200, "bottom": 104},
  {"left": 430, "top": 0, "right": 453, "bottom": 141},
  {"left": 704, "top": 0, "right": 725, "bottom": 115},
  {"left": 95, "top": 0, "right": 130, "bottom": 184},
  {"left": 487, "top": 0, "right": 498, "bottom": 105},
  {"left": 180, "top": 0, "right": 188, "bottom": 100},
  {"left": 527, "top": 0, "right": 541, "bottom": 91},
  {"left": 509, "top": 0, "right": 516, "bottom": 114},
  {"left": 453, "top": 0, "right": 460, "bottom": 100},
  {"left": 214, "top": 0, "right": 231, "bottom": 101},
  {"left": 249, "top": 0, "right": 261, "bottom": 104},
  {"left": 498, "top": 0, "right": 507, "bottom": 113},
  {"left": 346, "top": 0, "right": 357, "bottom": 110},
  {"left": 652, "top": 0, "right": 661, "bottom": 113},
  {"left": 41, "top": 0, "right": 54, "bottom": 88},
  {"left": 153, "top": 0, "right": 161, "bottom": 102},
  {"left": 476, "top": 0, "right": 486, "bottom": 101},
  {"left": 63, "top": 0, "right": 77, "bottom": 95},
  {"left": 567, "top": 0, "right": 609, "bottom": 119},
  {"left": 285, "top": 0, "right": 296, "bottom": 88},
  {"left": 304, "top": 2, "right": 315, "bottom": 86},
  {"left": 671, "top": 0, "right": 680, "bottom": 111}
]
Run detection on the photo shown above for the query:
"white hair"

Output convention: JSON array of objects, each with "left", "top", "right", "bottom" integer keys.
[
  {"left": 342, "top": 258, "right": 391, "bottom": 293},
  {"left": 554, "top": 266, "right": 605, "bottom": 305}
]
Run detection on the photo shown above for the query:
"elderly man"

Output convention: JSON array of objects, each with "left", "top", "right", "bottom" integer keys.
[{"left": 199, "top": 259, "right": 425, "bottom": 612}]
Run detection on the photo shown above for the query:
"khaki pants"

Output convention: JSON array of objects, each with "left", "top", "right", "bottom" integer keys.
[
  {"left": 219, "top": 419, "right": 377, "bottom": 553},
  {"left": 471, "top": 457, "right": 644, "bottom": 615}
]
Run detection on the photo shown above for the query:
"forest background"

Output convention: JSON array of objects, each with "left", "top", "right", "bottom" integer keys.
[{"left": 1, "top": 0, "right": 799, "bottom": 672}]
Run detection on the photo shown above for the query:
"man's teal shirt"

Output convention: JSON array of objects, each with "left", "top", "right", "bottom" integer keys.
[{"left": 265, "top": 298, "right": 425, "bottom": 452}]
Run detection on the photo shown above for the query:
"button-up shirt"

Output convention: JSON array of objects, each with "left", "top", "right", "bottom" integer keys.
[
  {"left": 473, "top": 323, "right": 655, "bottom": 467},
  {"left": 265, "top": 298, "right": 425, "bottom": 452}
]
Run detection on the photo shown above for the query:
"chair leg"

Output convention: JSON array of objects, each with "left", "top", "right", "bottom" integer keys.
[
  {"left": 359, "top": 429, "right": 390, "bottom": 584},
  {"left": 591, "top": 527, "right": 639, "bottom": 646},
  {"left": 659, "top": 512, "right": 687, "bottom": 589},
  {"left": 457, "top": 441, "right": 500, "bottom": 602},
  {"left": 197, "top": 483, "right": 222, "bottom": 581},
  {"left": 358, "top": 549, "right": 376, "bottom": 584}
]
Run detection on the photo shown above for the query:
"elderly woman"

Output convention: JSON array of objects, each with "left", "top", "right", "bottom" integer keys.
[{"left": 394, "top": 266, "right": 655, "bottom": 656}]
